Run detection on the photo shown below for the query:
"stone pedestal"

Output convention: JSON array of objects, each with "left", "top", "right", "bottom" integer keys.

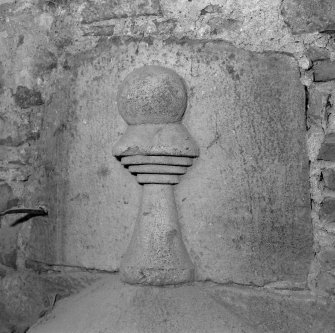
[{"left": 27, "top": 275, "right": 257, "bottom": 333}]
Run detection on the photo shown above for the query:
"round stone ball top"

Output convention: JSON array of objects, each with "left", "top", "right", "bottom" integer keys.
[{"left": 117, "top": 65, "right": 187, "bottom": 125}]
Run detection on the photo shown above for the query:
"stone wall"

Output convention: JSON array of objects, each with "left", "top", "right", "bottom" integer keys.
[{"left": 1, "top": 0, "right": 335, "bottom": 329}]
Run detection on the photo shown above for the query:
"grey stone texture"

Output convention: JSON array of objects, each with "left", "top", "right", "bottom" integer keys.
[
  {"left": 27, "top": 39, "right": 312, "bottom": 286},
  {"left": 318, "top": 134, "right": 335, "bottom": 161},
  {"left": 319, "top": 198, "right": 335, "bottom": 224},
  {"left": 117, "top": 66, "right": 187, "bottom": 125},
  {"left": 307, "top": 83, "right": 333, "bottom": 129},
  {"left": 314, "top": 60, "right": 335, "bottom": 82},
  {"left": 13, "top": 86, "right": 44, "bottom": 109},
  {"left": 0, "top": 0, "right": 334, "bottom": 330},
  {"left": 80, "top": 0, "right": 162, "bottom": 24},
  {"left": 0, "top": 183, "right": 14, "bottom": 212},
  {"left": 0, "top": 269, "right": 106, "bottom": 333},
  {"left": 322, "top": 169, "right": 335, "bottom": 190},
  {"left": 0, "top": 224, "right": 17, "bottom": 268},
  {"left": 282, "top": 0, "right": 335, "bottom": 34},
  {"left": 28, "top": 274, "right": 335, "bottom": 333},
  {"left": 0, "top": 271, "right": 54, "bottom": 333}
]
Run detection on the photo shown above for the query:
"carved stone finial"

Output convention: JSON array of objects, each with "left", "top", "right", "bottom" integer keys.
[
  {"left": 113, "top": 65, "right": 199, "bottom": 286},
  {"left": 117, "top": 65, "right": 187, "bottom": 125}
]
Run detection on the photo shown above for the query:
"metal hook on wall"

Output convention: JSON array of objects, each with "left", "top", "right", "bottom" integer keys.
[{"left": 0, "top": 206, "right": 48, "bottom": 227}]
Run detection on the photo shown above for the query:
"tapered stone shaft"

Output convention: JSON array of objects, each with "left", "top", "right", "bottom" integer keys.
[{"left": 121, "top": 184, "right": 194, "bottom": 285}]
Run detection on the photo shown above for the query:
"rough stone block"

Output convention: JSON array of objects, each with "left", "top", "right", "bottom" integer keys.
[
  {"left": 314, "top": 60, "right": 335, "bottom": 82},
  {"left": 0, "top": 146, "right": 31, "bottom": 181},
  {"left": 28, "top": 40, "right": 312, "bottom": 286},
  {"left": 316, "top": 271, "right": 335, "bottom": 295},
  {"left": 80, "top": 0, "right": 162, "bottom": 24},
  {"left": 281, "top": 0, "right": 335, "bottom": 34},
  {"left": 0, "top": 224, "right": 18, "bottom": 268},
  {"left": 319, "top": 198, "right": 335, "bottom": 224},
  {"left": 0, "top": 183, "right": 14, "bottom": 212},
  {"left": 0, "top": 272, "right": 54, "bottom": 332},
  {"left": 322, "top": 169, "right": 335, "bottom": 190},
  {"left": 318, "top": 249, "right": 335, "bottom": 270},
  {"left": 318, "top": 133, "right": 335, "bottom": 161},
  {"left": 307, "top": 85, "right": 327, "bottom": 127}
]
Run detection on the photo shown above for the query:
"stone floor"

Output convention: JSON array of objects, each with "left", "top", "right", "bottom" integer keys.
[{"left": 26, "top": 274, "right": 335, "bottom": 333}]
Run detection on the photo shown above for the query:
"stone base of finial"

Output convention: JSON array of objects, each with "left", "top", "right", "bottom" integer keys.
[
  {"left": 120, "top": 183, "right": 194, "bottom": 286},
  {"left": 121, "top": 265, "right": 194, "bottom": 286},
  {"left": 28, "top": 274, "right": 258, "bottom": 333}
]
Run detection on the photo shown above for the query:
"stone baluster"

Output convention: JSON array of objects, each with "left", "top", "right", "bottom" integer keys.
[{"left": 113, "top": 65, "right": 199, "bottom": 285}]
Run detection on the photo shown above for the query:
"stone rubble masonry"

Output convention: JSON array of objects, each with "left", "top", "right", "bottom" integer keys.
[
  {"left": 308, "top": 69, "right": 335, "bottom": 295},
  {"left": 281, "top": 0, "right": 335, "bottom": 34},
  {"left": 0, "top": 2, "right": 60, "bottom": 330},
  {"left": 80, "top": 0, "right": 162, "bottom": 24}
]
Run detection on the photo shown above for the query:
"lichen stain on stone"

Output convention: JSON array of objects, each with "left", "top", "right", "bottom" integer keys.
[
  {"left": 33, "top": 50, "right": 58, "bottom": 77},
  {"left": 13, "top": 86, "right": 44, "bottom": 109},
  {"left": 225, "top": 64, "right": 240, "bottom": 81}
]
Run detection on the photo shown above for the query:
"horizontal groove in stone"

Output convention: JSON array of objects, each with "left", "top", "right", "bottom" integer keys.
[
  {"left": 129, "top": 164, "right": 187, "bottom": 174},
  {"left": 121, "top": 155, "right": 193, "bottom": 166}
]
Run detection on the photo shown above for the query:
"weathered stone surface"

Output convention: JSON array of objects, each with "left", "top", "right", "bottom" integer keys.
[
  {"left": 117, "top": 66, "right": 187, "bottom": 125},
  {"left": 0, "top": 269, "right": 105, "bottom": 332},
  {"left": 80, "top": 0, "right": 162, "bottom": 24},
  {"left": 28, "top": 275, "right": 258, "bottom": 333},
  {"left": 318, "top": 133, "right": 335, "bottom": 161},
  {"left": 119, "top": 184, "right": 194, "bottom": 285},
  {"left": 13, "top": 86, "right": 44, "bottom": 109},
  {"left": 206, "top": 284, "right": 335, "bottom": 332},
  {"left": 0, "top": 183, "right": 14, "bottom": 212},
  {"left": 315, "top": 271, "right": 335, "bottom": 295},
  {"left": 314, "top": 60, "right": 335, "bottom": 82},
  {"left": 306, "top": 46, "right": 330, "bottom": 62},
  {"left": 0, "top": 61, "right": 4, "bottom": 95},
  {"left": 0, "top": 146, "right": 32, "bottom": 181},
  {"left": 0, "top": 272, "right": 54, "bottom": 333},
  {"left": 0, "top": 224, "right": 17, "bottom": 268},
  {"left": 28, "top": 40, "right": 312, "bottom": 285},
  {"left": 318, "top": 249, "right": 335, "bottom": 270},
  {"left": 281, "top": 0, "right": 335, "bottom": 34},
  {"left": 319, "top": 198, "right": 335, "bottom": 224},
  {"left": 322, "top": 169, "right": 335, "bottom": 190},
  {"left": 113, "top": 124, "right": 199, "bottom": 157},
  {"left": 307, "top": 83, "right": 333, "bottom": 128},
  {"left": 28, "top": 275, "right": 335, "bottom": 333}
]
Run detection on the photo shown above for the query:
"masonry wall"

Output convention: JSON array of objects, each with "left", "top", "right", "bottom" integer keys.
[{"left": 0, "top": 1, "right": 335, "bottom": 328}]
